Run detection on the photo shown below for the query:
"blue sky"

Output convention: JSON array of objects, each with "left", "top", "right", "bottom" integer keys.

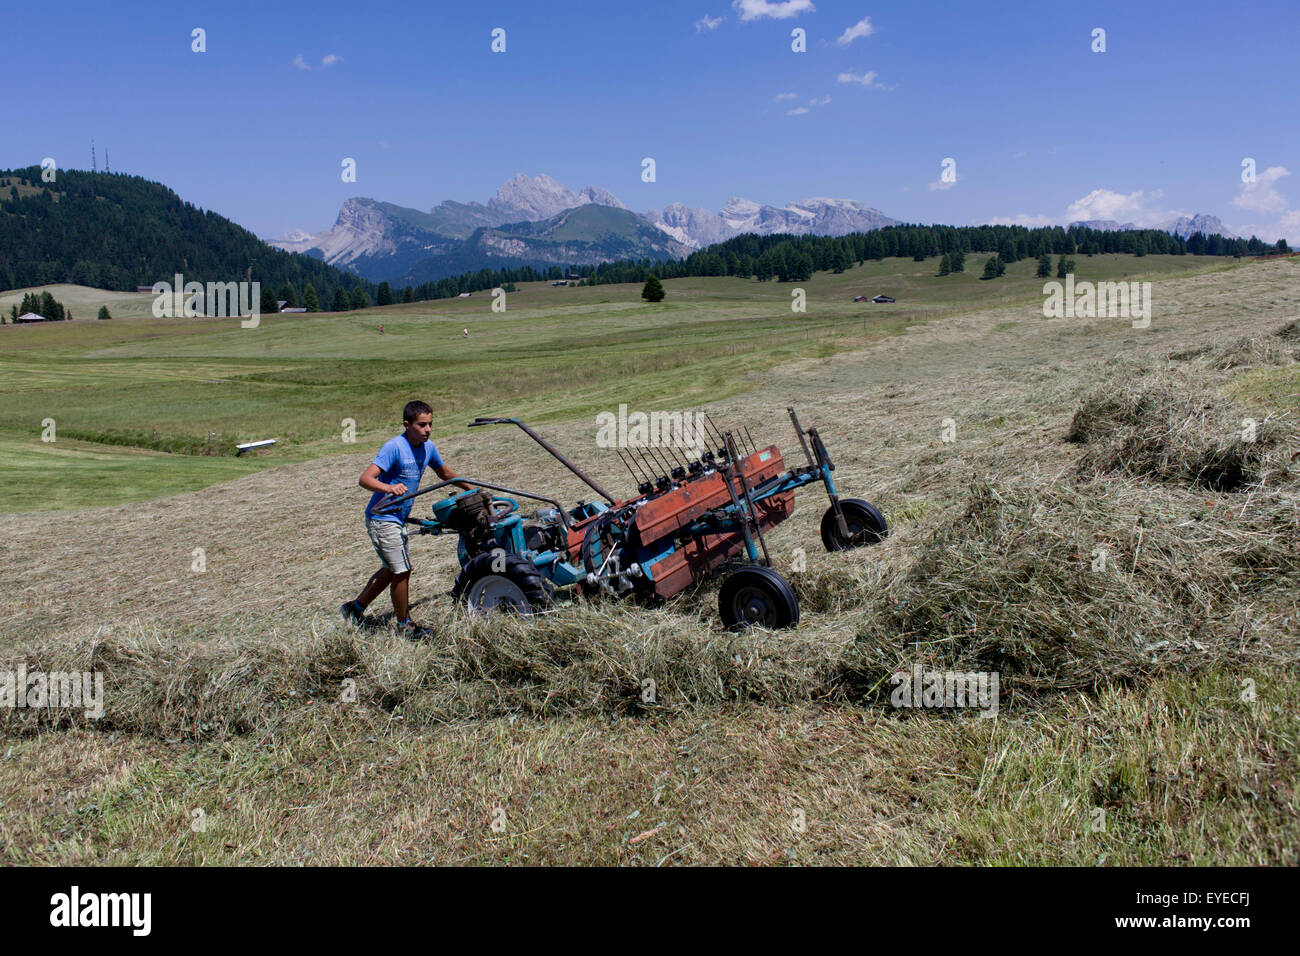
[{"left": 6, "top": 0, "right": 1298, "bottom": 241}]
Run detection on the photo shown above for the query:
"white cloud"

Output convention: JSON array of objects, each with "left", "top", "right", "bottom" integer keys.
[
  {"left": 1229, "top": 170, "right": 1299, "bottom": 243},
  {"left": 835, "top": 16, "right": 875, "bottom": 45},
  {"left": 1064, "top": 188, "right": 1172, "bottom": 227},
  {"left": 696, "top": 14, "right": 725, "bottom": 32},
  {"left": 1273, "top": 209, "right": 1300, "bottom": 242},
  {"left": 733, "top": 0, "right": 815, "bottom": 21},
  {"left": 774, "top": 92, "right": 799, "bottom": 101},
  {"left": 928, "top": 178, "right": 956, "bottom": 192},
  {"left": 321, "top": 53, "right": 343, "bottom": 67},
  {"left": 837, "top": 70, "right": 881, "bottom": 87},
  {"left": 990, "top": 187, "right": 1177, "bottom": 231},
  {"left": 1228, "top": 216, "right": 1295, "bottom": 243},
  {"left": 292, "top": 54, "right": 310, "bottom": 71},
  {"left": 787, "top": 95, "right": 829, "bottom": 114},
  {"left": 1232, "top": 165, "right": 1290, "bottom": 214}
]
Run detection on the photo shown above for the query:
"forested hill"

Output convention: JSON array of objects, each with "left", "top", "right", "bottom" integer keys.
[{"left": 0, "top": 167, "right": 374, "bottom": 300}]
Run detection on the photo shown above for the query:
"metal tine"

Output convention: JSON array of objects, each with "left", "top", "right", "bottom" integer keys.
[
  {"left": 668, "top": 442, "right": 692, "bottom": 471},
  {"left": 730, "top": 421, "right": 752, "bottom": 456},
  {"left": 634, "top": 446, "right": 660, "bottom": 479},
  {"left": 650, "top": 445, "right": 676, "bottom": 479},
  {"left": 614, "top": 448, "right": 633, "bottom": 483},
  {"left": 631, "top": 448, "right": 653, "bottom": 483},
  {"left": 703, "top": 413, "right": 729, "bottom": 461},
  {"left": 617, "top": 448, "right": 645, "bottom": 485},
  {"left": 625, "top": 446, "right": 645, "bottom": 479},
  {"left": 643, "top": 446, "right": 667, "bottom": 480},
  {"left": 743, "top": 425, "right": 758, "bottom": 455},
  {"left": 661, "top": 445, "right": 684, "bottom": 478}
]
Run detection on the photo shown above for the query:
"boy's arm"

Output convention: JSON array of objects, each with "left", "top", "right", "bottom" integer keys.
[
  {"left": 433, "top": 463, "right": 474, "bottom": 492},
  {"left": 360, "top": 463, "right": 406, "bottom": 496}
]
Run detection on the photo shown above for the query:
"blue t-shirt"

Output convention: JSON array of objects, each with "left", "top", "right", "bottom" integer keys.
[{"left": 365, "top": 434, "right": 444, "bottom": 523}]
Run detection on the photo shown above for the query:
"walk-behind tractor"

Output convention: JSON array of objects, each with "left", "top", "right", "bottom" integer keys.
[{"left": 374, "top": 408, "right": 887, "bottom": 629}]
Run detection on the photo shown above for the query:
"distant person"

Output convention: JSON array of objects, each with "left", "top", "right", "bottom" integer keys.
[
  {"left": 463, "top": 328, "right": 468, "bottom": 337},
  {"left": 341, "top": 400, "right": 470, "bottom": 640},
  {"left": 379, "top": 324, "right": 384, "bottom": 334}
]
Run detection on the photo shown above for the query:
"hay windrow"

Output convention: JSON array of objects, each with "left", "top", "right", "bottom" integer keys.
[
  {"left": 1272, "top": 319, "right": 1300, "bottom": 341},
  {"left": 3, "top": 473, "right": 1291, "bottom": 740},
  {"left": 1066, "top": 371, "right": 1295, "bottom": 490}
]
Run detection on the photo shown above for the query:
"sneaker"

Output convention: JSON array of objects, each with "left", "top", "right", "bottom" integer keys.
[
  {"left": 340, "top": 601, "right": 365, "bottom": 626},
  {"left": 397, "top": 619, "right": 435, "bottom": 641}
]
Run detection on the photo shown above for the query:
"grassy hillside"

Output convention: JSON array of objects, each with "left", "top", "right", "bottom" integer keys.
[
  {"left": 0, "top": 253, "right": 1234, "bottom": 512},
  {"left": 0, "top": 255, "right": 1295, "bottom": 865},
  {"left": 0, "top": 283, "right": 159, "bottom": 320},
  {"left": 0, "top": 167, "right": 369, "bottom": 300}
]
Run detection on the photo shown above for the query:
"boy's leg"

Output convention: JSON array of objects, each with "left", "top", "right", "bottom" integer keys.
[
  {"left": 390, "top": 570, "right": 412, "bottom": 620},
  {"left": 354, "top": 567, "right": 393, "bottom": 609},
  {"left": 357, "top": 518, "right": 411, "bottom": 614}
]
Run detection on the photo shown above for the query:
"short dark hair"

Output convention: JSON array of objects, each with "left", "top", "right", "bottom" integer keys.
[{"left": 403, "top": 400, "right": 433, "bottom": 423}]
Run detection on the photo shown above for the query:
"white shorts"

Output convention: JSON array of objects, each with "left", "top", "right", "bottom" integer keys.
[{"left": 367, "top": 517, "right": 411, "bottom": 574}]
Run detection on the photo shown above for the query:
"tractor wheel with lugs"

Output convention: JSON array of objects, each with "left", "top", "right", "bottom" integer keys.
[
  {"left": 718, "top": 565, "right": 800, "bottom": 630},
  {"left": 452, "top": 550, "right": 554, "bottom": 614},
  {"left": 820, "top": 498, "right": 888, "bottom": 551}
]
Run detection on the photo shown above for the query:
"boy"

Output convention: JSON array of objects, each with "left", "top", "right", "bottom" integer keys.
[{"left": 341, "top": 400, "right": 470, "bottom": 640}]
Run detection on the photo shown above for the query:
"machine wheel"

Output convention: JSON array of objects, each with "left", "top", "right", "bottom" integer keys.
[
  {"left": 452, "top": 550, "right": 554, "bottom": 614},
  {"left": 820, "top": 498, "right": 888, "bottom": 551},
  {"left": 718, "top": 566, "right": 800, "bottom": 630}
]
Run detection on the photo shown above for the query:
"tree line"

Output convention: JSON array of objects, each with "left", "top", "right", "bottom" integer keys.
[
  {"left": 577, "top": 223, "right": 1287, "bottom": 287},
  {"left": 1, "top": 167, "right": 1287, "bottom": 311}
]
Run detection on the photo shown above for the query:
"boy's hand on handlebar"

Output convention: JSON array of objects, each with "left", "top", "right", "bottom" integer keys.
[{"left": 387, "top": 482, "right": 408, "bottom": 496}]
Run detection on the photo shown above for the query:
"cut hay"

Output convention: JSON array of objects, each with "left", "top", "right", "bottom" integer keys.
[
  {"left": 1066, "top": 371, "right": 1295, "bottom": 491},
  {"left": 1167, "top": 332, "right": 1298, "bottom": 369},
  {"left": 4, "top": 473, "right": 1291, "bottom": 740},
  {"left": 839, "top": 477, "right": 1291, "bottom": 707},
  {"left": 1274, "top": 319, "right": 1300, "bottom": 341}
]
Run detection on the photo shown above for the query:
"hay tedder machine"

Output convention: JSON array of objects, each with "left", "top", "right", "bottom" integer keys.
[{"left": 374, "top": 408, "right": 887, "bottom": 629}]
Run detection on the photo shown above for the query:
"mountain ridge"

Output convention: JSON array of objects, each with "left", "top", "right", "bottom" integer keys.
[{"left": 269, "top": 174, "right": 904, "bottom": 283}]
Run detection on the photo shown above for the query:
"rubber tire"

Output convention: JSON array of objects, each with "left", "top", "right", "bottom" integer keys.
[
  {"left": 821, "top": 498, "right": 888, "bottom": 551},
  {"left": 718, "top": 566, "right": 800, "bottom": 630},
  {"left": 452, "top": 550, "right": 554, "bottom": 614}
]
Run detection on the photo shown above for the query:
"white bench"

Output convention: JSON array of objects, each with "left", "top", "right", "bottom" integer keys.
[{"left": 236, "top": 439, "right": 276, "bottom": 456}]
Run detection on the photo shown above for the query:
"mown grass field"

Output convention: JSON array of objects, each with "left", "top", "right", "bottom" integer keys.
[
  {"left": 0, "top": 253, "right": 1236, "bottom": 512},
  {"left": 0, "top": 253, "right": 1296, "bottom": 866}
]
